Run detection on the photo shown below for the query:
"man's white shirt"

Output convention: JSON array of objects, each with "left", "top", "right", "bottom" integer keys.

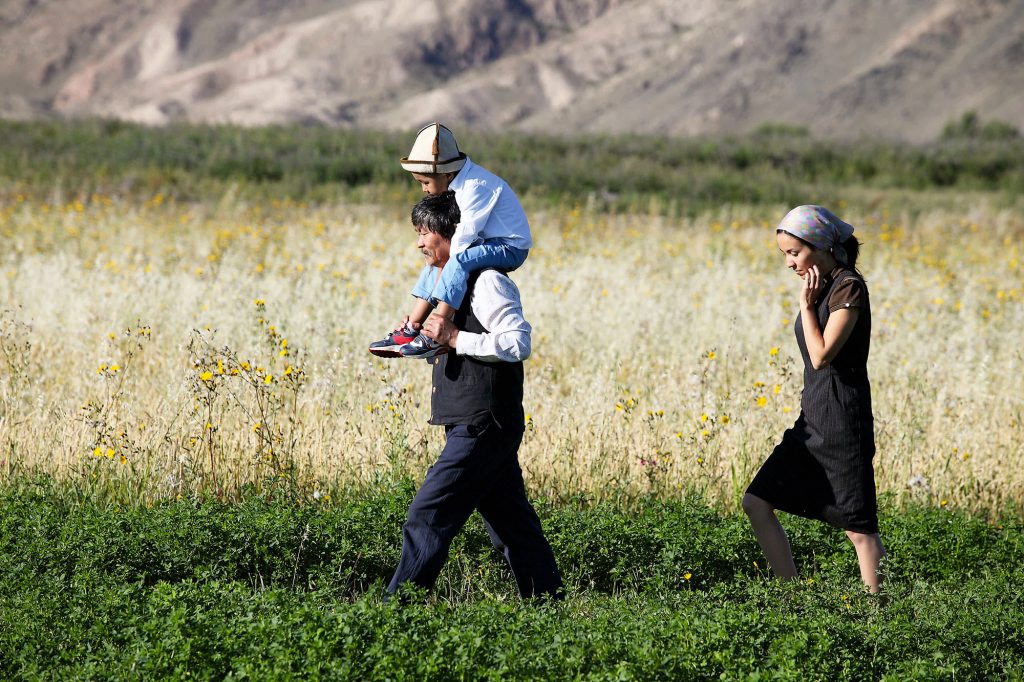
[{"left": 453, "top": 269, "right": 531, "bottom": 363}]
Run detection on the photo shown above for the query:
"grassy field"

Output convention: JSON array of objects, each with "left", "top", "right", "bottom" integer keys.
[
  {"left": 1, "top": 121, "right": 1023, "bottom": 677},
  {"left": 2, "top": 478, "right": 1022, "bottom": 679},
  {"left": 1, "top": 188, "right": 1022, "bottom": 513}
]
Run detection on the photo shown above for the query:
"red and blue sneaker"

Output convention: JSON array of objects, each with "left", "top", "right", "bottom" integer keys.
[
  {"left": 399, "top": 333, "right": 449, "bottom": 359},
  {"left": 368, "top": 324, "right": 419, "bottom": 357}
]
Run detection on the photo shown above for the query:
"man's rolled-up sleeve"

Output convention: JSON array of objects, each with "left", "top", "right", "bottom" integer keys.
[{"left": 454, "top": 271, "right": 531, "bottom": 362}]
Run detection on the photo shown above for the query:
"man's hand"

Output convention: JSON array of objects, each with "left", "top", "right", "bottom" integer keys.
[{"left": 422, "top": 314, "right": 459, "bottom": 348}]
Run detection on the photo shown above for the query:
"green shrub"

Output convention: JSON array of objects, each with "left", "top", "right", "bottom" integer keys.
[
  {"left": 942, "top": 111, "right": 1021, "bottom": 141},
  {"left": 3, "top": 119, "right": 1022, "bottom": 210}
]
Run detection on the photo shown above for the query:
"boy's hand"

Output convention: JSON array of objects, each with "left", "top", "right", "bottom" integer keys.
[{"left": 422, "top": 314, "right": 458, "bottom": 347}]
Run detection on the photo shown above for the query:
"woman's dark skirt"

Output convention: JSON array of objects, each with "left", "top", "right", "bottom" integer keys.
[{"left": 746, "top": 414, "right": 879, "bottom": 534}]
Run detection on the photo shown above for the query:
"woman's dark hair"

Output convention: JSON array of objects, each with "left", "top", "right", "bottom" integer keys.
[
  {"left": 411, "top": 190, "right": 460, "bottom": 240},
  {"left": 778, "top": 229, "right": 862, "bottom": 272},
  {"left": 839, "top": 235, "right": 861, "bottom": 271}
]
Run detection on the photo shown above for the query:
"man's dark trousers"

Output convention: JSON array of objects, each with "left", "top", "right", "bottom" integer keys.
[{"left": 387, "top": 419, "right": 563, "bottom": 598}]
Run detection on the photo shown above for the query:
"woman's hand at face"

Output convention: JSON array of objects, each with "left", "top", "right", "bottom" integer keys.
[{"left": 801, "top": 264, "right": 825, "bottom": 310}]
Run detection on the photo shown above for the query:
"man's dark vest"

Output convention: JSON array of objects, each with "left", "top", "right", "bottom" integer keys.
[{"left": 429, "top": 270, "right": 525, "bottom": 429}]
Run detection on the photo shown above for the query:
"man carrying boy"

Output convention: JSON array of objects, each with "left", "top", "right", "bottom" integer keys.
[
  {"left": 386, "top": 190, "right": 562, "bottom": 599},
  {"left": 368, "top": 122, "right": 532, "bottom": 359}
]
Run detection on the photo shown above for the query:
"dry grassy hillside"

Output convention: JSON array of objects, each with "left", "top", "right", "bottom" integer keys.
[{"left": 1, "top": 0, "right": 1023, "bottom": 140}]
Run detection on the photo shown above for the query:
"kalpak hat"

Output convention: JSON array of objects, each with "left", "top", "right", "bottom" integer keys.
[{"left": 400, "top": 123, "right": 467, "bottom": 174}]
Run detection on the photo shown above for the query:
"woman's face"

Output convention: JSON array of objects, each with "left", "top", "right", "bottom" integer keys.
[{"left": 776, "top": 231, "right": 829, "bottom": 278}]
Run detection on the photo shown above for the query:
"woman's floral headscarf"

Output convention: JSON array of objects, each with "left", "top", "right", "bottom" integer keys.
[{"left": 777, "top": 205, "right": 855, "bottom": 265}]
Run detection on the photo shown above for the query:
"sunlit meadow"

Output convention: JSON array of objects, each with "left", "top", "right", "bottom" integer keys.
[{"left": 1, "top": 190, "right": 1022, "bottom": 514}]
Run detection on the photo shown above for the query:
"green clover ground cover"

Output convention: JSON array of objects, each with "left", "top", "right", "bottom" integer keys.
[{"left": 1, "top": 477, "right": 1022, "bottom": 680}]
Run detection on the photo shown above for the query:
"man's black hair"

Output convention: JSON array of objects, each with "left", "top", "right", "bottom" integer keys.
[{"left": 411, "top": 190, "right": 460, "bottom": 240}]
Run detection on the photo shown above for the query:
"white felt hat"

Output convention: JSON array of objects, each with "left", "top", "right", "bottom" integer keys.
[{"left": 400, "top": 123, "right": 467, "bottom": 174}]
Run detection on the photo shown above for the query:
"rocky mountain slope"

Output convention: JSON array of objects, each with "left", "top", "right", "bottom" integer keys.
[{"left": 2, "top": 0, "right": 1022, "bottom": 141}]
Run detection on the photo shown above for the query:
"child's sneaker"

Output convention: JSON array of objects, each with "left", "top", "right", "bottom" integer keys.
[
  {"left": 399, "top": 333, "right": 449, "bottom": 359},
  {"left": 368, "top": 324, "right": 418, "bottom": 357}
]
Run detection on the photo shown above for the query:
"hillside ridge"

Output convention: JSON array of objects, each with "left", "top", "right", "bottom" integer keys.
[{"left": 1, "top": 0, "right": 1021, "bottom": 141}]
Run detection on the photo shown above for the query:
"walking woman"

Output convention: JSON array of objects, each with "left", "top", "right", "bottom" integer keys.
[{"left": 743, "top": 205, "right": 886, "bottom": 592}]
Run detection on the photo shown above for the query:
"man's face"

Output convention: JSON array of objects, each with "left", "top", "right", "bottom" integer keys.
[
  {"left": 410, "top": 172, "right": 454, "bottom": 195},
  {"left": 416, "top": 224, "right": 451, "bottom": 268}
]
